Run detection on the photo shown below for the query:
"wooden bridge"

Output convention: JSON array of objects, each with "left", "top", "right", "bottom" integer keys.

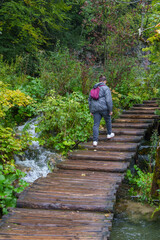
[{"left": 0, "top": 99, "right": 159, "bottom": 240}]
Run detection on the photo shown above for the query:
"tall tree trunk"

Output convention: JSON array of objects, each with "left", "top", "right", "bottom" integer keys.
[{"left": 151, "top": 139, "right": 160, "bottom": 197}]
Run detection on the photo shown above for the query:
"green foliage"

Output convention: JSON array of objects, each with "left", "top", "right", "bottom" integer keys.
[
  {"left": 38, "top": 48, "right": 94, "bottom": 95},
  {"left": 80, "top": 0, "right": 141, "bottom": 85},
  {"left": 0, "top": 125, "right": 32, "bottom": 163},
  {"left": 36, "top": 91, "right": 93, "bottom": 154},
  {"left": 20, "top": 76, "right": 47, "bottom": 102},
  {"left": 126, "top": 165, "right": 153, "bottom": 204},
  {"left": 0, "top": 163, "right": 29, "bottom": 215},
  {"left": 0, "top": 81, "right": 33, "bottom": 121},
  {"left": 115, "top": 76, "right": 158, "bottom": 109},
  {"left": 0, "top": 81, "right": 34, "bottom": 125},
  {"left": 0, "top": 0, "right": 71, "bottom": 60},
  {"left": 142, "top": 0, "right": 160, "bottom": 95},
  {"left": 56, "top": 0, "right": 84, "bottom": 49},
  {"left": 0, "top": 79, "right": 32, "bottom": 215}
]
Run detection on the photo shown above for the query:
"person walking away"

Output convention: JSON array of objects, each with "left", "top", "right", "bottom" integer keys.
[{"left": 88, "top": 75, "right": 115, "bottom": 147}]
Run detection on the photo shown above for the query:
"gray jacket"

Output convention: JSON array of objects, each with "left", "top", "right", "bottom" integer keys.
[{"left": 88, "top": 82, "right": 113, "bottom": 114}]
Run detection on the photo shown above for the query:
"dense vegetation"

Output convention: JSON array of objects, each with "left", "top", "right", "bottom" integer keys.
[{"left": 0, "top": 0, "right": 160, "bottom": 215}]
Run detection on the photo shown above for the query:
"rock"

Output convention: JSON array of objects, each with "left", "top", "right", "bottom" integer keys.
[{"left": 115, "top": 199, "right": 160, "bottom": 222}]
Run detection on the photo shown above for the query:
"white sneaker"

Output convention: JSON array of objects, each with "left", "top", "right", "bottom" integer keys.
[
  {"left": 93, "top": 141, "right": 98, "bottom": 147},
  {"left": 107, "top": 133, "right": 115, "bottom": 139}
]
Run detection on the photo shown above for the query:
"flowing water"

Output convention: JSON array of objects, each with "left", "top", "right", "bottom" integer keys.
[
  {"left": 110, "top": 212, "right": 160, "bottom": 240},
  {"left": 14, "top": 118, "right": 63, "bottom": 183}
]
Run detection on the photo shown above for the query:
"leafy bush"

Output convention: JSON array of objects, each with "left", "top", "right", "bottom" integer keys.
[
  {"left": 0, "top": 125, "right": 31, "bottom": 215},
  {"left": 37, "top": 91, "right": 93, "bottom": 154},
  {"left": 126, "top": 165, "right": 153, "bottom": 204},
  {"left": 38, "top": 49, "right": 94, "bottom": 95},
  {"left": 0, "top": 81, "right": 33, "bottom": 125},
  {"left": 0, "top": 163, "right": 29, "bottom": 215},
  {"left": 0, "top": 81, "right": 33, "bottom": 215},
  {"left": 20, "top": 76, "right": 47, "bottom": 102},
  {"left": 115, "top": 76, "right": 158, "bottom": 109}
]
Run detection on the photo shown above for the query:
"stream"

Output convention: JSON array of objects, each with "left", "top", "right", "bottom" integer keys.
[
  {"left": 14, "top": 118, "right": 63, "bottom": 183},
  {"left": 110, "top": 210, "right": 160, "bottom": 240}
]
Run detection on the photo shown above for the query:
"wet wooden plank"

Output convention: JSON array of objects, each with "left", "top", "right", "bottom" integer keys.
[
  {"left": 99, "top": 128, "right": 146, "bottom": 136},
  {"left": 36, "top": 173, "right": 124, "bottom": 187},
  {"left": 123, "top": 110, "right": 156, "bottom": 115},
  {"left": 143, "top": 100, "right": 159, "bottom": 103},
  {"left": 47, "top": 170, "right": 124, "bottom": 183},
  {"left": 131, "top": 103, "right": 159, "bottom": 107},
  {"left": 68, "top": 150, "right": 135, "bottom": 161},
  {"left": 16, "top": 167, "right": 124, "bottom": 212},
  {"left": 0, "top": 208, "right": 113, "bottom": 239},
  {"left": 120, "top": 114, "right": 159, "bottom": 119},
  {"left": 131, "top": 106, "right": 160, "bottom": 111},
  {"left": 97, "top": 134, "right": 143, "bottom": 142},
  {"left": 79, "top": 142, "right": 139, "bottom": 152},
  {"left": 58, "top": 160, "right": 130, "bottom": 173},
  {"left": 112, "top": 122, "right": 151, "bottom": 128},
  {"left": 114, "top": 118, "right": 154, "bottom": 123}
]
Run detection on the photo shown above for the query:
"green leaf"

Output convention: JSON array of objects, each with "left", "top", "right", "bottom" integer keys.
[{"left": 0, "top": 175, "right": 5, "bottom": 183}]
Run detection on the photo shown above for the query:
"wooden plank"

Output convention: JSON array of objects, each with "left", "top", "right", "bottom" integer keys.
[
  {"left": 97, "top": 134, "right": 143, "bottom": 142},
  {"left": 123, "top": 110, "right": 156, "bottom": 115},
  {"left": 58, "top": 160, "right": 130, "bottom": 173},
  {"left": 68, "top": 150, "right": 135, "bottom": 161},
  {"left": 134, "top": 103, "right": 159, "bottom": 107},
  {"left": 0, "top": 208, "right": 113, "bottom": 240},
  {"left": 143, "top": 100, "right": 159, "bottom": 103},
  {"left": 114, "top": 118, "right": 154, "bottom": 123},
  {"left": 120, "top": 114, "right": 159, "bottom": 119},
  {"left": 112, "top": 122, "right": 151, "bottom": 128},
  {"left": 79, "top": 142, "right": 139, "bottom": 152},
  {"left": 100, "top": 128, "right": 146, "bottom": 136},
  {"left": 46, "top": 170, "right": 124, "bottom": 183},
  {"left": 131, "top": 107, "right": 160, "bottom": 110}
]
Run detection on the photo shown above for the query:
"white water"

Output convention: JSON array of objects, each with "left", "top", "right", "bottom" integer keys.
[{"left": 15, "top": 118, "right": 62, "bottom": 183}]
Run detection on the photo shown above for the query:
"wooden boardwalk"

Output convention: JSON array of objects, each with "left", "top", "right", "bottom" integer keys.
[{"left": 0, "top": 99, "right": 159, "bottom": 240}]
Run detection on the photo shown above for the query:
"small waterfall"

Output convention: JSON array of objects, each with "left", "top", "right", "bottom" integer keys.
[{"left": 14, "top": 118, "right": 63, "bottom": 183}]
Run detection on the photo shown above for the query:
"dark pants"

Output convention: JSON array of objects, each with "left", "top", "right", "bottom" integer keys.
[{"left": 93, "top": 111, "right": 112, "bottom": 141}]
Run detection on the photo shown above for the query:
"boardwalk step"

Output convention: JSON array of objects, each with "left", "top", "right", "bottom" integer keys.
[
  {"left": 16, "top": 170, "right": 122, "bottom": 212},
  {"left": 94, "top": 135, "right": 143, "bottom": 142},
  {"left": 101, "top": 128, "right": 146, "bottom": 136},
  {"left": 58, "top": 160, "right": 130, "bottom": 173},
  {"left": 133, "top": 103, "right": 159, "bottom": 107},
  {"left": 79, "top": 142, "right": 139, "bottom": 152},
  {"left": 112, "top": 128, "right": 147, "bottom": 136},
  {"left": 120, "top": 114, "right": 159, "bottom": 119},
  {"left": 143, "top": 100, "right": 158, "bottom": 103},
  {"left": 123, "top": 110, "right": 156, "bottom": 114},
  {"left": 68, "top": 150, "right": 135, "bottom": 161},
  {"left": 0, "top": 208, "right": 113, "bottom": 239},
  {"left": 131, "top": 107, "right": 160, "bottom": 110},
  {"left": 114, "top": 118, "right": 154, "bottom": 123},
  {"left": 41, "top": 170, "right": 125, "bottom": 185},
  {"left": 112, "top": 122, "right": 150, "bottom": 128}
]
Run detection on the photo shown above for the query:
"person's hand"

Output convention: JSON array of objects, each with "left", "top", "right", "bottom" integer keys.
[{"left": 109, "top": 112, "right": 113, "bottom": 115}]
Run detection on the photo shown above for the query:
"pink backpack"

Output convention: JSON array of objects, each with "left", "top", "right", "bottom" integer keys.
[{"left": 90, "top": 85, "right": 104, "bottom": 100}]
